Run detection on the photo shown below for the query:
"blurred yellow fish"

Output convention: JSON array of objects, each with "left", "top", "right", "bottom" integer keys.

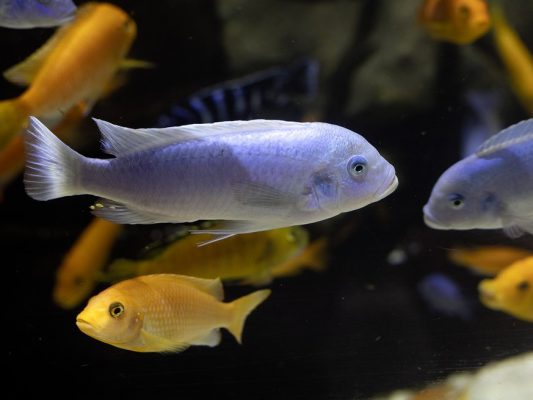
[
  {"left": 105, "top": 227, "right": 316, "bottom": 285},
  {"left": 491, "top": 5, "right": 533, "bottom": 116},
  {"left": 479, "top": 256, "right": 533, "bottom": 322},
  {"left": 418, "top": 0, "right": 491, "bottom": 44},
  {"left": 448, "top": 245, "right": 533, "bottom": 276},
  {"left": 269, "top": 237, "right": 328, "bottom": 279},
  {"left": 76, "top": 274, "right": 271, "bottom": 352},
  {"left": 0, "top": 2, "right": 148, "bottom": 149},
  {"left": 54, "top": 218, "right": 123, "bottom": 309}
]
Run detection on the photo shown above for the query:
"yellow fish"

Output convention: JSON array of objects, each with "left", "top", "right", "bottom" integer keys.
[
  {"left": 0, "top": 2, "right": 147, "bottom": 149},
  {"left": 448, "top": 245, "right": 533, "bottom": 276},
  {"left": 491, "top": 5, "right": 533, "bottom": 116},
  {"left": 418, "top": 0, "right": 491, "bottom": 45},
  {"left": 76, "top": 274, "right": 271, "bottom": 353},
  {"left": 54, "top": 218, "right": 123, "bottom": 309},
  {"left": 269, "top": 237, "right": 328, "bottom": 279},
  {"left": 479, "top": 256, "right": 533, "bottom": 322},
  {"left": 105, "top": 227, "right": 314, "bottom": 285}
]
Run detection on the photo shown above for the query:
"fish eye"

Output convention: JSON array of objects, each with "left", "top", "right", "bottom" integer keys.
[
  {"left": 516, "top": 281, "right": 530, "bottom": 292},
  {"left": 109, "top": 302, "right": 125, "bottom": 319},
  {"left": 458, "top": 5, "right": 471, "bottom": 20},
  {"left": 448, "top": 194, "right": 464, "bottom": 210},
  {"left": 347, "top": 156, "right": 368, "bottom": 178}
]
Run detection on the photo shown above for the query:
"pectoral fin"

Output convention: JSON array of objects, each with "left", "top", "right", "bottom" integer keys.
[
  {"left": 90, "top": 199, "right": 172, "bottom": 224},
  {"left": 190, "top": 220, "right": 282, "bottom": 246},
  {"left": 232, "top": 181, "right": 298, "bottom": 210},
  {"left": 139, "top": 330, "right": 190, "bottom": 354}
]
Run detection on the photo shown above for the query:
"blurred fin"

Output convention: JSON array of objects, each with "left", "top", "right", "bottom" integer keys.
[
  {"left": 120, "top": 59, "right": 155, "bottom": 69},
  {"left": 190, "top": 329, "right": 221, "bottom": 347},
  {"left": 90, "top": 199, "right": 172, "bottom": 224},
  {"left": 476, "top": 118, "right": 533, "bottom": 157}
]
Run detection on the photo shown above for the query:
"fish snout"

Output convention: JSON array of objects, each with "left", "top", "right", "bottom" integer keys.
[
  {"left": 423, "top": 205, "right": 447, "bottom": 229},
  {"left": 375, "top": 169, "right": 398, "bottom": 200},
  {"left": 478, "top": 281, "right": 501, "bottom": 310}
]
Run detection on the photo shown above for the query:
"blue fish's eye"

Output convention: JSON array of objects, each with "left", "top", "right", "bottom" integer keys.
[
  {"left": 109, "top": 302, "right": 125, "bottom": 318},
  {"left": 448, "top": 194, "right": 465, "bottom": 210},
  {"left": 348, "top": 155, "right": 368, "bottom": 178}
]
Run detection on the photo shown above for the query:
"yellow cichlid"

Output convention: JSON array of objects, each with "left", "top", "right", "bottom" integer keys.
[
  {"left": 105, "top": 227, "right": 314, "bottom": 285},
  {"left": 478, "top": 256, "right": 533, "bottom": 322},
  {"left": 417, "top": 0, "right": 491, "bottom": 45},
  {"left": 0, "top": 2, "right": 147, "bottom": 149},
  {"left": 54, "top": 218, "right": 123, "bottom": 309},
  {"left": 448, "top": 245, "right": 533, "bottom": 276},
  {"left": 76, "top": 274, "right": 271, "bottom": 353},
  {"left": 491, "top": 5, "right": 533, "bottom": 116}
]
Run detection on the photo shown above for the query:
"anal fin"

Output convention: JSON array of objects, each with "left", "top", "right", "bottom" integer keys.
[{"left": 189, "top": 329, "right": 221, "bottom": 347}]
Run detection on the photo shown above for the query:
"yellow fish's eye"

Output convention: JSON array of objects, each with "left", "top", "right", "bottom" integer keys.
[
  {"left": 109, "top": 302, "right": 125, "bottom": 318},
  {"left": 516, "top": 281, "right": 530, "bottom": 292}
]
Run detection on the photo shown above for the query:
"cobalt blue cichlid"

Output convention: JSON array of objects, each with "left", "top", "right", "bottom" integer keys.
[
  {"left": 423, "top": 118, "right": 533, "bottom": 238},
  {"left": 0, "top": 0, "right": 76, "bottom": 29},
  {"left": 23, "top": 117, "right": 398, "bottom": 243}
]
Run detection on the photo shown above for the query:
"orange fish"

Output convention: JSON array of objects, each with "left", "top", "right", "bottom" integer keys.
[
  {"left": 0, "top": 2, "right": 147, "bottom": 149},
  {"left": 491, "top": 5, "right": 533, "bottom": 116},
  {"left": 448, "top": 245, "right": 533, "bottom": 276},
  {"left": 54, "top": 218, "right": 123, "bottom": 309},
  {"left": 418, "top": 0, "right": 491, "bottom": 44}
]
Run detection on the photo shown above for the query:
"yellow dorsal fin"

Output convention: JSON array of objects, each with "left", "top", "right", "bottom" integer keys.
[
  {"left": 120, "top": 59, "right": 155, "bottom": 70},
  {"left": 3, "top": 21, "right": 75, "bottom": 86},
  {"left": 139, "top": 274, "right": 224, "bottom": 300}
]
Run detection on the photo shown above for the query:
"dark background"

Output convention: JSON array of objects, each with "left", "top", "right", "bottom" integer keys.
[{"left": 3, "top": 1, "right": 533, "bottom": 398}]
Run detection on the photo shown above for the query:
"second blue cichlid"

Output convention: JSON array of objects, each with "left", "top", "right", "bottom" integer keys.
[
  {"left": 0, "top": 0, "right": 76, "bottom": 29},
  {"left": 24, "top": 118, "right": 398, "bottom": 242},
  {"left": 423, "top": 118, "right": 533, "bottom": 237}
]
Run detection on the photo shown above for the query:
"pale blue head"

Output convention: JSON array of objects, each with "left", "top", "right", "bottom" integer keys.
[
  {"left": 314, "top": 124, "right": 398, "bottom": 214},
  {"left": 423, "top": 156, "right": 502, "bottom": 231}
]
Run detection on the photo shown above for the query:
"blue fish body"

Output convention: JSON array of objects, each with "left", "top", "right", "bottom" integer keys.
[
  {"left": 0, "top": 0, "right": 76, "bottom": 29},
  {"left": 417, "top": 273, "right": 472, "bottom": 320},
  {"left": 23, "top": 117, "right": 398, "bottom": 242},
  {"left": 424, "top": 118, "right": 533, "bottom": 238}
]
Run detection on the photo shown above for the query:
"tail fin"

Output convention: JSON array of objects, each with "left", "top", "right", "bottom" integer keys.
[
  {"left": 0, "top": 99, "right": 28, "bottom": 149},
  {"left": 227, "top": 289, "right": 271, "bottom": 344},
  {"left": 24, "top": 116, "right": 84, "bottom": 201}
]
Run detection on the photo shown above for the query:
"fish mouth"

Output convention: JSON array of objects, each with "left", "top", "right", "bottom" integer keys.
[
  {"left": 478, "top": 282, "right": 500, "bottom": 310},
  {"left": 376, "top": 175, "right": 398, "bottom": 200},
  {"left": 422, "top": 206, "right": 448, "bottom": 229},
  {"left": 76, "top": 318, "right": 96, "bottom": 333}
]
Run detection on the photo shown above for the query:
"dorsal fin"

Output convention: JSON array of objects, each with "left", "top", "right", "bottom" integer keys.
[
  {"left": 94, "top": 118, "right": 309, "bottom": 157},
  {"left": 138, "top": 274, "right": 224, "bottom": 300},
  {"left": 476, "top": 118, "right": 533, "bottom": 157},
  {"left": 3, "top": 19, "right": 75, "bottom": 86}
]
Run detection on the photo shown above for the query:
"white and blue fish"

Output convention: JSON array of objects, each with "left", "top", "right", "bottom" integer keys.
[
  {"left": 423, "top": 118, "right": 533, "bottom": 238},
  {"left": 0, "top": 0, "right": 76, "bottom": 29},
  {"left": 23, "top": 117, "right": 398, "bottom": 243}
]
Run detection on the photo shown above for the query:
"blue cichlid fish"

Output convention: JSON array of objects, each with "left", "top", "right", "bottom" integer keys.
[
  {"left": 423, "top": 118, "right": 533, "bottom": 238},
  {"left": 23, "top": 117, "right": 398, "bottom": 243},
  {"left": 0, "top": 0, "right": 76, "bottom": 29},
  {"left": 417, "top": 273, "right": 472, "bottom": 320},
  {"left": 156, "top": 59, "right": 319, "bottom": 127}
]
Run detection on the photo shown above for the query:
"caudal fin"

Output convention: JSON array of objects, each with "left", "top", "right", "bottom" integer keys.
[
  {"left": 227, "top": 289, "right": 271, "bottom": 344},
  {"left": 24, "top": 116, "right": 84, "bottom": 201},
  {"left": 0, "top": 99, "right": 28, "bottom": 149}
]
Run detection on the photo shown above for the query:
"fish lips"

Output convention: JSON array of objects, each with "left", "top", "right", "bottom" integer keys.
[
  {"left": 422, "top": 205, "right": 448, "bottom": 229},
  {"left": 375, "top": 175, "right": 399, "bottom": 201}
]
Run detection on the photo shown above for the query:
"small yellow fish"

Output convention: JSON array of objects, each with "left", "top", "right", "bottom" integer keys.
[
  {"left": 0, "top": 2, "right": 145, "bottom": 148},
  {"left": 479, "top": 256, "right": 533, "bottom": 322},
  {"left": 105, "top": 227, "right": 312, "bottom": 285},
  {"left": 448, "top": 246, "right": 533, "bottom": 276},
  {"left": 54, "top": 218, "right": 123, "bottom": 309},
  {"left": 418, "top": 0, "right": 491, "bottom": 45},
  {"left": 491, "top": 6, "right": 533, "bottom": 116},
  {"left": 76, "top": 274, "right": 271, "bottom": 353}
]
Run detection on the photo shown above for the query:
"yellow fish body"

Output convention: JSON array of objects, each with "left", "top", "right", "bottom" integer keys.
[
  {"left": 418, "top": 0, "right": 491, "bottom": 45},
  {"left": 54, "top": 218, "right": 123, "bottom": 309},
  {"left": 0, "top": 2, "right": 138, "bottom": 148},
  {"left": 76, "top": 274, "right": 271, "bottom": 352},
  {"left": 106, "top": 227, "right": 312, "bottom": 285},
  {"left": 479, "top": 256, "right": 533, "bottom": 322},
  {"left": 448, "top": 246, "right": 533, "bottom": 276},
  {"left": 491, "top": 6, "right": 533, "bottom": 116}
]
